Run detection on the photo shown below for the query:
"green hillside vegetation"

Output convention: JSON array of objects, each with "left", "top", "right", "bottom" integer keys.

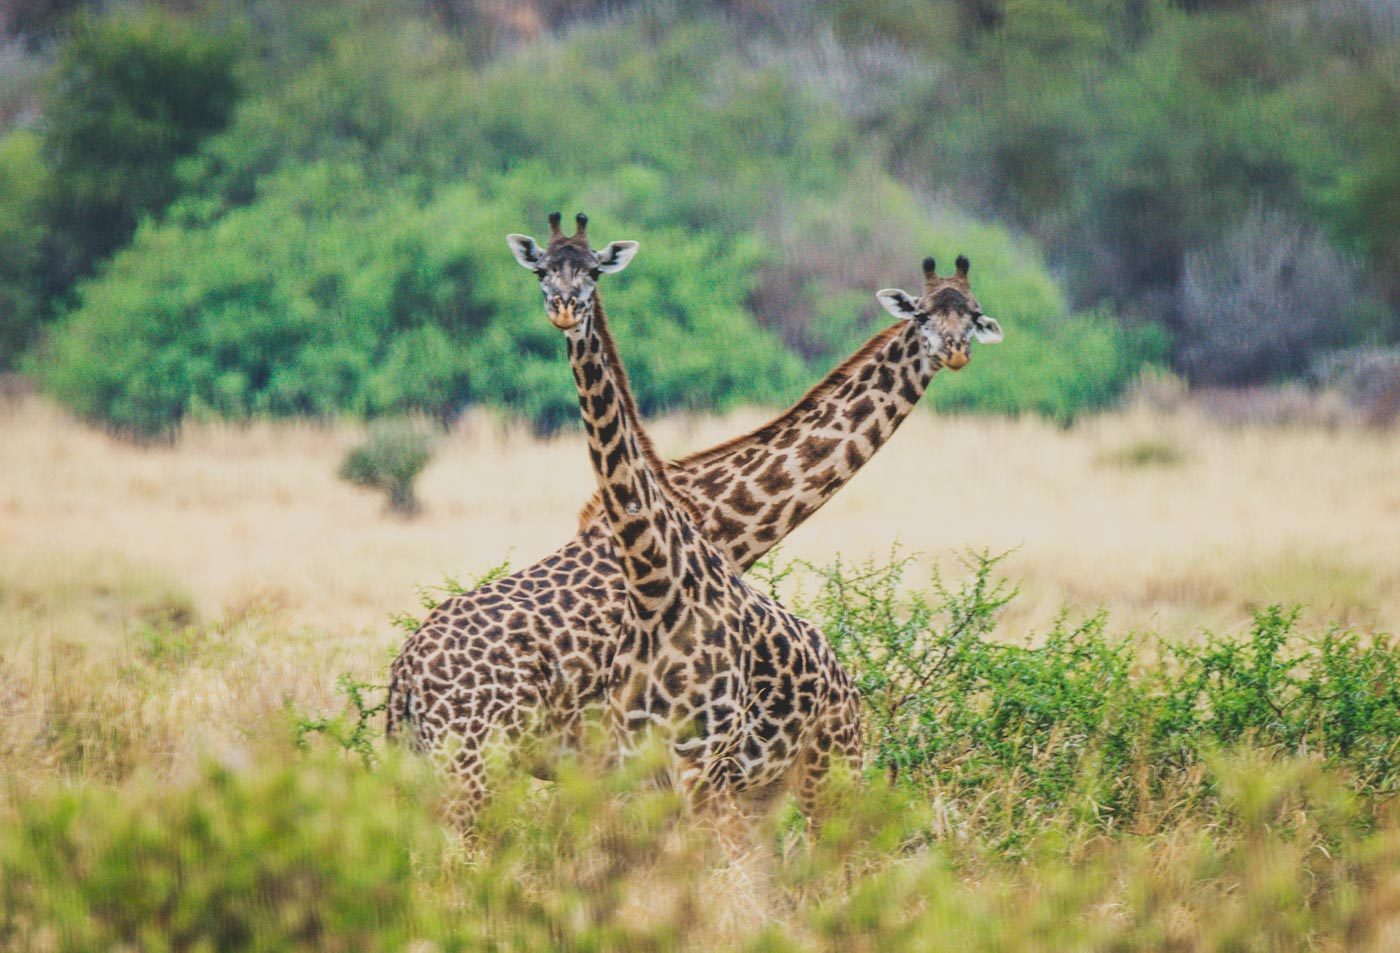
[{"left": 1, "top": 0, "right": 1395, "bottom": 433}]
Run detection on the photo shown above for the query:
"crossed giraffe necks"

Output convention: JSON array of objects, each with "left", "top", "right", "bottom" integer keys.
[
  {"left": 385, "top": 301, "right": 925, "bottom": 817},
  {"left": 579, "top": 318, "right": 937, "bottom": 571},
  {"left": 562, "top": 298, "right": 862, "bottom": 811}
]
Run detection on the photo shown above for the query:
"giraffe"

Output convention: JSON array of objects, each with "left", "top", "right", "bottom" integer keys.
[
  {"left": 385, "top": 219, "right": 1003, "bottom": 819},
  {"left": 575, "top": 251, "right": 1004, "bottom": 567},
  {"left": 529, "top": 212, "right": 861, "bottom": 824}
]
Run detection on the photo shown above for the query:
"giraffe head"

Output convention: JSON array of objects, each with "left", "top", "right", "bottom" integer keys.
[
  {"left": 875, "top": 256, "right": 1003, "bottom": 370},
  {"left": 506, "top": 212, "right": 639, "bottom": 332}
]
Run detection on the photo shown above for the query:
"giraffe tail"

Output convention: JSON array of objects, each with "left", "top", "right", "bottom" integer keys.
[{"left": 384, "top": 662, "right": 414, "bottom": 745}]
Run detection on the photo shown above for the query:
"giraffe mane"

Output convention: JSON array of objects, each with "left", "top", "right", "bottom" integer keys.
[
  {"left": 575, "top": 321, "right": 909, "bottom": 529},
  {"left": 589, "top": 297, "right": 706, "bottom": 528}
]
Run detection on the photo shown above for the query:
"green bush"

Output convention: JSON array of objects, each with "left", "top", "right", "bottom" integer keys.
[
  {"left": 339, "top": 418, "right": 436, "bottom": 516},
  {"left": 767, "top": 550, "right": 1400, "bottom": 847},
  {"left": 13, "top": 0, "right": 1400, "bottom": 418},
  {"left": 853, "top": 0, "right": 1394, "bottom": 359},
  {"left": 40, "top": 160, "right": 810, "bottom": 435},
  {"left": 36, "top": 5, "right": 1161, "bottom": 433},
  {"left": 4, "top": 741, "right": 1395, "bottom": 952},
  {"left": 6, "top": 547, "right": 1400, "bottom": 949},
  {"left": 932, "top": 307, "right": 1169, "bottom": 423}
]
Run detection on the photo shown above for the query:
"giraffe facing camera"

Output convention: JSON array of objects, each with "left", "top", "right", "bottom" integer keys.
[
  {"left": 506, "top": 211, "right": 638, "bottom": 331},
  {"left": 528, "top": 210, "right": 864, "bottom": 832},
  {"left": 876, "top": 254, "right": 1003, "bottom": 371}
]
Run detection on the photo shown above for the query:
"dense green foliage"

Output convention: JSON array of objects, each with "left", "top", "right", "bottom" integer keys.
[
  {"left": 41, "top": 161, "right": 811, "bottom": 435},
  {"left": 2, "top": 0, "right": 1396, "bottom": 427},
  {"left": 841, "top": 0, "right": 1398, "bottom": 352},
  {"left": 6, "top": 745, "right": 1399, "bottom": 951},
  {"left": 0, "top": 11, "right": 240, "bottom": 367},
  {"left": 776, "top": 551, "right": 1400, "bottom": 848},
  {"left": 42, "top": 11, "right": 241, "bottom": 282},
  {"left": 0, "top": 131, "right": 48, "bottom": 363}
]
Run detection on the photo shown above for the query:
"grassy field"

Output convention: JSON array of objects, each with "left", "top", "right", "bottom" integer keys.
[
  {"left": 4, "top": 394, "right": 1399, "bottom": 641},
  {"left": 2, "top": 395, "right": 1400, "bottom": 950}
]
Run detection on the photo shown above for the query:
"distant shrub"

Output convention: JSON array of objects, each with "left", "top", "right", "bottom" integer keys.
[
  {"left": 339, "top": 418, "right": 435, "bottom": 516},
  {"left": 1327, "top": 51, "right": 1400, "bottom": 311},
  {"left": 40, "top": 159, "right": 809, "bottom": 436},
  {"left": 750, "top": 179, "right": 1067, "bottom": 363},
  {"left": 1177, "top": 208, "right": 1378, "bottom": 385},
  {"left": 1124, "top": 365, "right": 1190, "bottom": 412},
  {"left": 37, "top": 8, "right": 1162, "bottom": 433},
  {"left": 931, "top": 307, "right": 1169, "bottom": 423},
  {"left": 41, "top": 10, "right": 242, "bottom": 288},
  {"left": 1099, "top": 437, "right": 1187, "bottom": 468},
  {"left": 4, "top": 0, "right": 87, "bottom": 45},
  {"left": 1311, "top": 345, "right": 1400, "bottom": 426},
  {"left": 0, "top": 131, "right": 49, "bottom": 367}
]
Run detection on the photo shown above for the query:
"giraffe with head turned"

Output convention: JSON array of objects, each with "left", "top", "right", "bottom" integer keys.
[
  {"left": 385, "top": 215, "right": 1004, "bottom": 822},
  {"left": 523, "top": 212, "right": 861, "bottom": 824},
  {"left": 575, "top": 251, "right": 1003, "bottom": 562}
]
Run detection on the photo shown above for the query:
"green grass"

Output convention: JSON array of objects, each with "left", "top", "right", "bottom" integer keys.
[{"left": 4, "top": 552, "right": 1400, "bottom": 950}]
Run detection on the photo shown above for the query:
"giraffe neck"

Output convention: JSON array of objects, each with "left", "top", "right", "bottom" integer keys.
[
  {"left": 565, "top": 298, "right": 702, "bottom": 616},
  {"left": 578, "top": 319, "right": 937, "bottom": 570}
]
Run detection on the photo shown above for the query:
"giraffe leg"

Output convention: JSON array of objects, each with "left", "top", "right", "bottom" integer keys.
[
  {"left": 412, "top": 684, "right": 536, "bottom": 831},
  {"left": 670, "top": 754, "right": 760, "bottom": 857},
  {"left": 410, "top": 725, "right": 491, "bottom": 833},
  {"left": 793, "top": 722, "right": 863, "bottom": 837},
  {"left": 442, "top": 745, "right": 490, "bottom": 831}
]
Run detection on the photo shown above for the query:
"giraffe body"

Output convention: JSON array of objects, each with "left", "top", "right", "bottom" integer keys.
[{"left": 543, "top": 231, "right": 861, "bottom": 818}]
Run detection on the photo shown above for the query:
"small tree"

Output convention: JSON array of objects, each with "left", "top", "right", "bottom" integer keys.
[{"left": 339, "top": 419, "right": 435, "bottom": 517}]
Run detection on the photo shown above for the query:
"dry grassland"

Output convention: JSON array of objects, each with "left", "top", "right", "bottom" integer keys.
[
  {"left": 3, "top": 395, "right": 1399, "bottom": 950},
  {"left": 3, "top": 393, "right": 1395, "bottom": 785},
  {"left": 3, "top": 394, "right": 1397, "bottom": 650}
]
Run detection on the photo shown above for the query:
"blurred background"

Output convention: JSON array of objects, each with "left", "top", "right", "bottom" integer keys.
[{"left": 1, "top": 0, "right": 1397, "bottom": 435}]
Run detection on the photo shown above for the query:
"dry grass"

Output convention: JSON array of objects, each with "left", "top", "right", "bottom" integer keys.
[{"left": 3, "top": 395, "right": 1397, "bottom": 647}]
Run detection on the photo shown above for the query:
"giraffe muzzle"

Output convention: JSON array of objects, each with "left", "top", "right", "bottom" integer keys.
[
  {"left": 945, "top": 351, "right": 969, "bottom": 371},
  {"left": 548, "top": 302, "right": 580, "bottom": 330}
]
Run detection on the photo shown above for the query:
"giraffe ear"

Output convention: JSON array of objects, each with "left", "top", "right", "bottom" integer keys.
[
  {"left": 972, "top": 314, "right": 1004, "bottom": 344},
  {"left": 596, "top": 241, "right": 639, "bottom": 274},
  {"left": 876, "top": 289, "right": 920, "bottom": 321},
  {"left": 506, "top": 234, "right": 545, "bottom": 271}
]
